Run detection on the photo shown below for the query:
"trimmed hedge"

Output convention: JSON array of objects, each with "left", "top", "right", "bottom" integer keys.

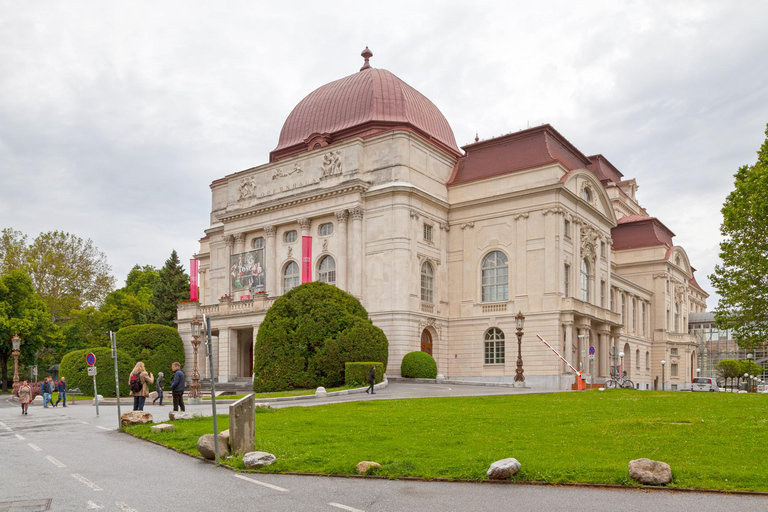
[
  {"left": 345, "top": 362, "right": 384, "bottom": 386},
  {"left": 59, "top": 347, "right": 133, "bottom": 397},
  {"left": 401, "top": 351, "right": 437, "bottom": 379},
  {"left": 115, "top": 324, "right": 185, "bottom": 377},
  {"left": 254, "top": 282, "right": 388, "bottom": 392}
]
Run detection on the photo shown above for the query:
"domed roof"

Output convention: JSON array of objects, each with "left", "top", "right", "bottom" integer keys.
[{"left": 270, "top": 49, "right": 460, "bottom": 162}]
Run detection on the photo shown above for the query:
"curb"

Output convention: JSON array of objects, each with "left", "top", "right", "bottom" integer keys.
[{"left": 205, "top": 379, "right": 389, "bottom": 404}]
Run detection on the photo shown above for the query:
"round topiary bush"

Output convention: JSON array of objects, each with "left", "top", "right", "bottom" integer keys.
[
  {"left": 254, "top": 281, "right": 388, "bottom": 392},
  {"left": 115, "top": 324, "right": 185, "bottom": 377},
  {"left": 400, "top": 351, "right": 437, "bottom": 379},
  {"left": 59, "top": 347, "right": 134, "bottom": 397}
]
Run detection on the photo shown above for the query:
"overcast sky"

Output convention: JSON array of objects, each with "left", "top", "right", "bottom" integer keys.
[{"left": 2, "top": 1, "right": 767, "bottom": 308}]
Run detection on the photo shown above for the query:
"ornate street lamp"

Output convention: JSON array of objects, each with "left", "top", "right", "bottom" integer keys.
[
  {"left": 661, "top": 360, "right": 666, "bottom": 391},
  {"left": 619, "top": 351, "right": 625, "bottom": 382},
  {"left": 11, "top": 335, "right": 21, "bottom": 386},
  {"left": 189, "top": 317, "right": 203, "bottom": 402},
  {"left": 514, "top": 311, "right": 525, "bottom": 384}
]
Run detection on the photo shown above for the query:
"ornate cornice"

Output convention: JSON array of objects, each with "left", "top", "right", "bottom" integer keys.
[{"left": 349, "top": 205, "right": 364, "bottom": 220}]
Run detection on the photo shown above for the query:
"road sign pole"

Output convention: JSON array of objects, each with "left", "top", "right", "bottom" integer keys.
[
  {"left": 111, "top": 332, "right": 122, "bottom": 430},
  {"left": 93, "top": 374, "right": 99, "bottom": 417}
]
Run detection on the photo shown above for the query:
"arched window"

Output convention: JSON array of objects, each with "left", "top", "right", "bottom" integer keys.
[
  {"left": 318, "top": 256, "right": 336, "bottom": 285},
  {"left": 283, "top": 230, "right": 298, "bottom": 243},
  {"left": 484, "top": 328, "right": 505, "bottom": 364},
  {"left": 632, "top": 298, "right": 637, "bottom": 332},
  {"left": 641, "top": 302, "right": 646, "bottom": 336},
  {"left": 318, "top": 223, "right": 334, "bottom": 236},
  {"left": 580, "top": 258, "right": 590, "bottom": 302},
  {"left": 646, "top": 351, "right": 650, "bottom": 369},
  {"left": 283, "top": 261, "right": 299, "bottom": 292},
  {"left": 582, "top": 187, "right": 592, "bottom": 202},
  {"left": 636, "top": 349, "right": 640, "bottom": 368},
  {"left": 251, "top": 237, "right": 265, "bottom": 249},
  {"left": 674, "top": 302, "right": 680, "bottom": 332},
  {"left": 420, "top": 262, "right": 434, "bottom": 303},
  {"left": 481, "top": 251, "right": 508, "bottom": 302}
]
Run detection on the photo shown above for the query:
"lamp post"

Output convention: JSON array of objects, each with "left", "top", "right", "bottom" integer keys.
[
  {"left": 189, "top": 317, "right": 203, "bottom": 403},
  {"left": 619, "top": 351, "right": 625, "bottom": 382},
  {"left": 661, "top": 360, "right": 666, "bottom": 391},
  {"left": 743, "top": 372, "right": 749, "bottom": 392},
  {"left": 11, "top": 335, "right": 21, "bottom": 387},
  {"left": 514, "top": 311, "right": 525, "bottom": 386}
]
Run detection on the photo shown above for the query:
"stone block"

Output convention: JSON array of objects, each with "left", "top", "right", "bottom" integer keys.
[
  {"left": 229, "top": 394, "right": 255, "bottom": 455},
  {"left": 150, "top": 423, "right": 175, "bottom": 433},
  {"left": 197, "top": 433, "right": 229, "bottom": 460},
  {"left": 92, "top": 395, "right": 104, "bottom": 405},
  {"left": 120, "top": 411, "right": 153, "bottom": 427},
  {"left": 628, "top": 458, "right": 672, "bottom": 485},
  {"left": 487, "top": 458, "right": 521, "bottom": 480},
  {"left": 33, "top": 395, "right": 43, "bottom": 404},
  {"left": 243, "top": 451, "right": 276, "bottom": 469},
  {"left": 169, "top": 411, "right": 194, "bottom": 420},
  {"left": 356, "top": 461, "right": 382, "bottom": 474},
  {"left": 315, "top": 387, "right": 327, "bottom": 397}
]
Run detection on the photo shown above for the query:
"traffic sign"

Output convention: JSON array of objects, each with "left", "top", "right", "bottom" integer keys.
[
  {"left": 87, "top": 366, "right": 97, "bottom": 376},
  {"left": 86, "top": 353, "right": 96, "bottom": 366},
  {"left": 589, "top": 355, "right": 595, "bottom": 360},
  {"left": 589, "top": 346, "right": 595, "bottom": 355}
]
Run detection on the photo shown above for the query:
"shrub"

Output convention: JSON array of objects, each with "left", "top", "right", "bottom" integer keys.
[
  {"left": 59, "top": 347, "right": 133, "bottom": 397},
  {"left": 254, "top": 282, "right": 388, "bottom": 392},
  {"left": 400, "top": 351, "right": 437, "bottom": 379},
  {"left": 115, "top": 324, "right": 185, "bottom": 377},
  {"left": 344, "top": 362, "right": 384, "bottom": 386}
]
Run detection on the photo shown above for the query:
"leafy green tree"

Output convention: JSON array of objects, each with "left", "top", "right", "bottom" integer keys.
[
  {"left": 0, "top": 228, "right": 27, "bottom": 276},
  {"left": 0, "top": 270, "right": 55, "bottom": 392},
  {"left": 710, "top": 124, "right": 768, "bottom": 353},
  {"left": 60, "top": 307, "right": 109, "bottom": 355},
  {"left": 115, "top": 323, "right": 185, "bottom": 376},
  {"left": 101, "top": 265, "right": 159, "bottom": 331},
  {"left": 25, "top": 231, "right": 115, "bottom": 323},
  {"left": 149, "top": 250, "right": 189, "bottom": 326}
]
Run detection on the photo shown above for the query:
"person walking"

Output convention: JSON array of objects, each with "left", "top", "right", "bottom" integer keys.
[
  {"left": 129, "top": 362, "right": 154, "bottom": 411},
  {"left": 366, "top": 365, "right": 376, "bottom": 394},
  {"left": 153, "top": 372, "right": 164, "bottom": 406},
  {"left": 54, "top": 377, "right": 67, "bottom": 407},
  {"left": 42, "top": 377, "right": 52, "bottom": 408},
  {"left": 18, "top": 380, "right": 31, "bottom": 415},
  {"left": 170, "top": 362, "right": 186, "bottom": 412}
]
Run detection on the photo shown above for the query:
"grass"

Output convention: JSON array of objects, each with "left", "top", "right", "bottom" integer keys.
[
  {"left": 203, "top": 384, "right": 363, "bottom": 400},
  {"left": 126, "top": 390, "right": 768, "bottom": 491}
]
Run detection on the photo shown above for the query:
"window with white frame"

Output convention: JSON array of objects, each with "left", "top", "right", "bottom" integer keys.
[
  {"left": 580, "top": 258, "right": 590, "bottom": 302},
  {"left": 318, "top": 223, "right": 334, "bottom": 237},
  {"left": 283, "top": 261, "right": 300, "bottom": 291},
  {"left": 283, "top": 230, "right": 298, "bottom": 243},
  {"left": 481, "top": 251, "right": 508, "bottom": 302},
  {"left": 421, "top": 262, "right": 434, "bottom": 303},
  {"left": 251, "top": 237, "right": 265, "bottom": 250},
  {"left": 423, "top": 223, "right": 433, "bottom": 242},
  {"left": 318, "top": 256, "right": 336, "bottom": 285},
  {"left": 484, "top": 327, "right": 505, "bottom": 365}
]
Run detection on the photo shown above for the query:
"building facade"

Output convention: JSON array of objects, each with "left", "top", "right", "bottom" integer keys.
[{"left": 177, "top": 49, "right": 708, "bottom": 390}]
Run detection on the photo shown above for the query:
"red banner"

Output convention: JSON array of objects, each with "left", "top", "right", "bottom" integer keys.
[
  {"left": 301, "top": 236, "right": 312, "bottom": 283},
  {"left": 190, "top": 258, "right": 199, "bottom": 301}
]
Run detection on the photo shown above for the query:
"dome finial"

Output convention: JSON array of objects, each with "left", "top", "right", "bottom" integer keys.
[
  {"left": 360, "top": 46, "right": 373, "bottom": 71},
  {"left": 475, "top": 131, "right": 479, "bottom": 143}
]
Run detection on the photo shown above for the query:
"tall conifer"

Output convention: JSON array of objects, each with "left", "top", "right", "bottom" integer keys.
[{"left": 149, "top": 250, "right": 190, "bottom": 326}]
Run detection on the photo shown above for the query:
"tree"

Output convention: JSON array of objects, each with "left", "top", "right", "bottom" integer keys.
[
  {"left": 0, "top": 270, "right": 55, "bottom": 392},
  {"left": 101, "top": 265, "right": 159, "bottom": 331},
  {"left": 149, "top": 250, "right": 189, "bottom": 326},
  {"left": 0, "top": 228, "right": 27, "bottom": 276},
  {"left": 25, "top": 231, "right": 115, "bottom": 323},
  {"left": 710, "top": 124, "right": 768, "bottom": 353}
]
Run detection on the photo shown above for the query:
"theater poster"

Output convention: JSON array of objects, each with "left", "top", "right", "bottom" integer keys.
[{"left": 230, "top": 249, "right": 265, "bottom": 292}]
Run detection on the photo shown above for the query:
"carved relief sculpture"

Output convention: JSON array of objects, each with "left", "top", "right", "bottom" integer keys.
[
  {"left": 238, "top": 176, "right": 258, "bottom": 200},
  {"left": 321, "top": 150, "right": 343, "bottom": 178}
]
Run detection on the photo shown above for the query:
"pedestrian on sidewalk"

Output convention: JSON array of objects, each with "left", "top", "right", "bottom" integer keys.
[
  {"left": 153, "top": 372, "right": 164, "bottom": 406},
  {"left": 170, "top": 362, "right": 186, "bottom": 412},
  {"left": 54, "top": 377, "right": 67, "bottom": 407},
  {"left": 42, "top": 377, "right": 52, "bottom": 408},
  {"left": 129, "top": 361, "right": 154, "bottom": 411},
  {"left": 18, "top": 380, "right": 31, "bottom": 415},
  {"left": 366, "top": 365, "right": 376, "bottom": 394}
]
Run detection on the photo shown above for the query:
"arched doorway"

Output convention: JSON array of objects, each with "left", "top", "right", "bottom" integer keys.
[
  {"left": 420, "top": 329, "right": 433, "bottom": 356},
  {"left": 623, "top": 342, "right": 632, "bottom": 380}
]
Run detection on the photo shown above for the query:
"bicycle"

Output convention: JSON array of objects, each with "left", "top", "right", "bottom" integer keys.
[{"left": 603, "top": 369, "right": 634, "bottom": 389}]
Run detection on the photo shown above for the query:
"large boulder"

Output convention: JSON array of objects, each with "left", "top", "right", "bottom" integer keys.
[
  {"left": 243, "top": 451, "right": 276, "bottom": 469},
  {"left": 168, "top": 411, "right": 194, "bottom": 421},
  {"left": 219, "top": 429, "right": 231, "bottom": 451},
  {"left": 628, "top": 458, "right": 672, "bottom": 485},
  {"left": 487, "top": 458, "right": 521, "bottom": 480},
  {"left": 197, "top": 434, "right": 229, "bottom": 460},
  {"left": 356, "top": 461, "right": 382, "bottom": 474},
  {"left": 120, "top": 411, "right": 153, "bottom": 427}
]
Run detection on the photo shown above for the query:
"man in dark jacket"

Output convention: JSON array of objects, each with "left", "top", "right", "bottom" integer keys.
[
  {"left": 170, "top": 362, "right": 186, "bottom": 412},
  {"left": 42, "top": 378, "right": 52, "bottom": 408},
  {"left": 366, "top": 365, "right": 376, "bottom": 394},
  {"left": 54, "top": 377, "right": 67, "bottom": 407}
]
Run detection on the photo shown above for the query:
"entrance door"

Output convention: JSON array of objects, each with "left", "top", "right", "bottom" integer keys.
[{"left": 420, "top": 329, "right": 432, "bottom": 355}]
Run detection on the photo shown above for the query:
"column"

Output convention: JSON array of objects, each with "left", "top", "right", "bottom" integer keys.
[
  {"left": 598, "top": 328, "right": 610, "bottom": 377},
  {"left": 217, "top": 328, "right": 230, "bottom": 383},
  {"left": 348, "top": 206, "right": 364, "bottom": 297},
  {"left": 564, "top": 321, "right": 573, "bottom": 377},
  {"left": 225, "top": 234, "right": 235, "bottom": 295},
  {"left": 265, "top": 226, "right": 277, "bottom": 297},
  {"left": 234, "top": 232, "right": 246, "bottom": 254},
  {"left": 335, "top": 210, "right": 349, "bottom": 291},
  {"left": 298, "top": 218, "right": 311, "bottom": 237}
]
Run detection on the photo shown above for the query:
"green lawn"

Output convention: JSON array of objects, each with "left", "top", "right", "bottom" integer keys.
[
  {"left": 203, "top": 384, "right": 363, "bottom": 401},
  {"left": 126, "top": 390, "right": 768, "bottom": 491}
]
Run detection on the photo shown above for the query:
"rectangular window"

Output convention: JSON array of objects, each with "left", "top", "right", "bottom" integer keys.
[
  {"left": 600, "top": 241, "right": 606, "bottom": 257},
  {"left": 671, "top": 363, "right": 678, "bottom": 377},
  {"left": 600, "top": 280, "right": 605, "bottom": 308},
  {"left": 564, "top": 219, "right": 571, "bottom": 238},
  {"left": 671, "top": 348, "right": 678, "bottom": 356},
  {"left": 423, "top": 223, "right": 433, "bottom": 242},
  {"left": 564, "top": 264, "right": 570, "bottom": 297}
]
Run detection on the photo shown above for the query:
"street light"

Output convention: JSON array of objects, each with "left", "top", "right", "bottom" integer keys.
[
  {"left": 11, "top": 335, "right": 21, "bottom": 386},
  {"left": 619, "top": 351, "right": 625, "bottom": 384},
  {"left": 661, "top": 360, "right": 666, "bottom": 391},
  {"left": 743, "top": 372, "right": 749, "bottom": 392},
  {"left": 514, "top": 311, "right": 525, "bottom": 385},
  {"left": 189, "top": 317, "right": 203, "bottom": 402}
]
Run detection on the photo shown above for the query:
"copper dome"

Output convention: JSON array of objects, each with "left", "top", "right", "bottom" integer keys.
[{"left": 270, "top": 64, "right": 460, "bottom": 162}]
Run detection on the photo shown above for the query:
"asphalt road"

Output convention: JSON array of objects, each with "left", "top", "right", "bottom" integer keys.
[{"left": 1, "top": 383, "right": 766, "bottom": 512}]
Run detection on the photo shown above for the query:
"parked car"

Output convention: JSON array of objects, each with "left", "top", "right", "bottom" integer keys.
[{"left": 692, "top": 377, "right": 720, "bottom": 392}]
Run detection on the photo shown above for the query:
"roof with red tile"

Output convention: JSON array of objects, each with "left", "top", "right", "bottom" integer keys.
[
  {"left": 689, "top": 274, "right": 707, "bottom": 293},
  {"left": 447, "top": 124, "right": 593, "bottom": 186},
  {"left": 612, "top": 215, "right": 676, "bottom": 250},
  {"left": 271, "top": 66, "right": 460, "bottom": 162},
  {"left": 587, "top": 154, "right": 624, "bottom": 183}
]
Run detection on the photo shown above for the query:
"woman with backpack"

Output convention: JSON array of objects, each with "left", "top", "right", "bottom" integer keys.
[{"left": 129, "top": 361, "right": 154, "bottom": 411}]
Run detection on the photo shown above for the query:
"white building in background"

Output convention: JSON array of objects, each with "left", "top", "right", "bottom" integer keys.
[{"left": 177, "top": 48, "right": 708, "bottom": 390}]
